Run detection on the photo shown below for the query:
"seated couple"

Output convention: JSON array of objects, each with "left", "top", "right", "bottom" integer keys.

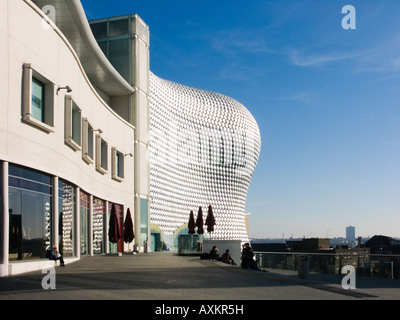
[{"left": 209, "top": 246, "right": 236, "bottom": 265}]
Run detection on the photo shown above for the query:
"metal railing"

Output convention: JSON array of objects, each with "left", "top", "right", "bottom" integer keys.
[{"left": 254, "top": 251, "right": 400, "bottom": 280}]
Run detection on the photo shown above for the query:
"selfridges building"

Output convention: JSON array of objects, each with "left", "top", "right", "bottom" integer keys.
[
  {"left": 89, "top": 11, "right": 261, "bottom": 251},
  {"left": 149, "top": 75, "right": 261, "bottom": 249}
]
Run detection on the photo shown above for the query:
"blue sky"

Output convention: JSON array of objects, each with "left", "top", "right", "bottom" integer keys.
[{"left": 81, "top": 1, "right": 400, "bottom": 239}]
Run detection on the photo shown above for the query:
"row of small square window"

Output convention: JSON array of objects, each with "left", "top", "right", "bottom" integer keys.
[{"left": 22, "top": 63, "right": 128, "bottom": 182}]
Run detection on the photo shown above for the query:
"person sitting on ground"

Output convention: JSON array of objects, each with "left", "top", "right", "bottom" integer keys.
[
  {"left": 50, "top": 246, "right": 65, "bottom": 266},
  {"left": 209, "top": 245, "right": 219, "bottom": 261},
  {"left": 220, "top": 249, "right": 236, "bottom": 265}
]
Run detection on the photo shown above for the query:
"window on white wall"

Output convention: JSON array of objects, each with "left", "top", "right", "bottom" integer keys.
[
  {"left": 22, "top": 63, "right": 55, "bottom": 132},
  {"left": 82, "top": 118, "right": 94, "bottom": 164},
  {"left": 65, "top": 96, "right": 82, "bottom": 151},
  {"left": 96, "top": 135, "right": 108, "bottom": 174},
  {"left": 31, "top": 78, "right": 45, "bottom": 121},
  {"left": 112, "top": 147, "right": 125, "bottom": 181}
]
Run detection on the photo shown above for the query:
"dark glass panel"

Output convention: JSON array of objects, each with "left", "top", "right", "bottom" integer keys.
[
  {"left": 90, "top": 22, "right": 107, "bottom": 39},
  {"left": 109, "top": 19, "right": 129, "bottom": 37}
]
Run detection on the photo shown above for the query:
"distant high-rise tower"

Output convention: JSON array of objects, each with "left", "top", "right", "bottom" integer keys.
[{"left": 346, "top": 226, "right": 355, "bottom": 242}]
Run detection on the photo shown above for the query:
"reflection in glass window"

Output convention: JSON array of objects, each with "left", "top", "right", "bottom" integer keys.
[
  {"left": 59, "top": 180, "right": 76, "bottom": 257},
  {"left": 112, "top": 147, "right": 125, "bottom": 181},
  {"left": 90, "top": 22, "right": 107, "bottom": 39},
  {"left": 116, "top": 151, "right": 124, "bottom": 178},
  {"left": 96, "top": 135, "right": 108, "bottom": 174},
  {"left": 31, "top": 77, "right": 44, "bottom": 122},
  {"left": 82, "top": 119, "right": 94, "bottom": 164},
  {"left": 101, "top": 139, "right": 108, "bottom": 170},
  {"left": 92, "top": 198, "right": 105, "bottom": 254},
  {"left": 65, "top": 97, "right": 82, "bottom": 151},
  {"left": 87, "top": 125, "right": 94, "bottom": 160},
  {"left": 23, "top": 64, "right": 55, "bottom": 132},
  {"left": 9, "top": 164, "right": 51, "bottom": 185},
  {"left": 8, "top": 164, "right": 52, "bottom": 261},
  {"left": 109, "top": 39, "right": 130, "bottom": 81},
  {"left": 140, "top": 199, "right": 148, "bottom": 246},
  {"left": 109, "top": 19, "right": 129, "bottom": 37},
  {"left": 80, "top": 191, "right": 89, "bottom": 255},
  {"left": 71, "top": 102, "right": 82, "bottom": 147}
]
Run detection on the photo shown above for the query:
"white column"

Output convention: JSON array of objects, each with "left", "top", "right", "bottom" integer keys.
[
  {"left": 88, "top": 194, "right": 93, "bottom": 256},
  {"left": 105, "top": 200, "right": 109, "bottom": 254},
  {"left": 131, "top": 15, "right": 150, "bottom": 254},
  {"left": 75, "top": 187, "right": 80, "bottom": 259},
  {"left": 0, "top": 161, "right": 9, "bottom": 277},
  {"left": 52, "top": 176, "right": 59, "bottom": 250}
]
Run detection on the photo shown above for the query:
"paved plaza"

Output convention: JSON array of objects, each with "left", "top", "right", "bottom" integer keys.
[{"left": 0, "top": 252, "right": 399, "bottom": 301}]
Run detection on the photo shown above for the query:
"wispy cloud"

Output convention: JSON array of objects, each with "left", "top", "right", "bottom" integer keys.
[
  {"left": 277, "top": 92, "right": 316, "bottom": 105},
  {"left": 391, "top": 58, "right": 400, "bottom": 69},
  {"left": 288, "top": 29, "right": 400, "bottom": 73},
  {"left": 289, "top": 50, "right": 363, "bottom": 67},
  {"left": 211, "top": 29, "right": 276, "bottom": 55},
  {"left": 192, "top": 27, "right": 278, "bottom": 81}
]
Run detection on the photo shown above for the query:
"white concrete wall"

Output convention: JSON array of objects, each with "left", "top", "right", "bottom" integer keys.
[
  {"left": 0, "top": 0, "right": 137, "bottom": 275},
  {"left": 0, "top": 0, "right": 135, "bottom": 209},
  {"left": 203, "top": 240, "right": 242, "bottom": 265}
]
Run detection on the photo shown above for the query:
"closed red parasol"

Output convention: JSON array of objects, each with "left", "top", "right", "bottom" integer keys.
[
  {"left": 123, "top": 208, "right": 135, "bottom": 243},
  {"left": 108, "top": 203, "right": 121, "bottom": 243},
  {"left": 205, "top": 204, "right": 216, "bottom": 233},
  {"left": 196, "top": 206, "right": 204, "bottom": 235},
  {"left": 188, "top": 210, "right": 195, "bottom": 235}
]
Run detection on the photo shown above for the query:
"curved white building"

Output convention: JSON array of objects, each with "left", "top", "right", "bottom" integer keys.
[
  {"left": 88, "top": 12, "right": 262, "bottom": 251},
  {"left": 149, "top": 75, "right": 261, "bottom": 249},
  {"left": 1, "top": 0, "right": 261, "bottom": 276},
  {"left": 1, "top": 0, "right": 137, "bottom": 276}
]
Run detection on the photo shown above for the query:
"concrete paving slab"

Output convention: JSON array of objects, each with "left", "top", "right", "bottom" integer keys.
[{"left": 0, "top": 252, "right": 398, "bottom": 302}]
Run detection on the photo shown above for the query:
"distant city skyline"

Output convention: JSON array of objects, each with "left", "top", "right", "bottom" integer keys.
[{"left": 81, "top": 1, "right": 400, "bottom": 240}]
